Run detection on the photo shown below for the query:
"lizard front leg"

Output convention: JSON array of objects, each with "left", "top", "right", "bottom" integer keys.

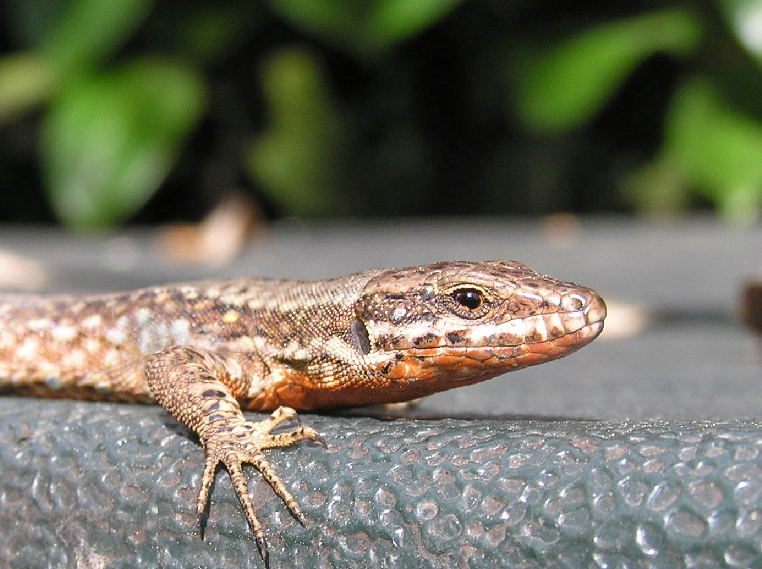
[{"left": 143, "top": 345, "right": 326, "bottom": 566}]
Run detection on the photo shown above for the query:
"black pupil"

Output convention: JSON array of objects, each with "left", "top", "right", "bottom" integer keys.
[{"left": 454, "top": 289, "right": 482, "bottom": 310}]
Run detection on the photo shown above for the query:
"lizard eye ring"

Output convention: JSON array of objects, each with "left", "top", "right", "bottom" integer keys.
[{"left": 442, "top": 287, "right": 491, "bottom": 319}]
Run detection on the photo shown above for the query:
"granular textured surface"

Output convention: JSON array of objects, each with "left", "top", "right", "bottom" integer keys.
[
  {"left": 2, "top": 397, "right": 761, "bottom": 569},
  {"left": 1, "top": 220, "right": 762, "bottom": 569}
]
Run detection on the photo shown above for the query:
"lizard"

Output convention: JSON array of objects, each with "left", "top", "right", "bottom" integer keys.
[{"left": 0, "top": 260, "right": 606, "bottom": 566}]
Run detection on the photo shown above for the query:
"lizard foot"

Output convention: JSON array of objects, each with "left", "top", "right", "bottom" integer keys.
[{"left": 196, "top": 406, "right": 326, "bottom": 566}]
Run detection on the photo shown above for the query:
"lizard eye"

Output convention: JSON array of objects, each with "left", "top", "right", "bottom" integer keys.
[
  {"left": 439, "top": 286, "right": 491, "bottom": 319},
  {"left": 452, "top": 288, "right": 484, "bottom": 311}
]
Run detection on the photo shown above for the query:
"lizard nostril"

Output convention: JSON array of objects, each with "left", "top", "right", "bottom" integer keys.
[{"left": 568, "top": 293, "right": 586, "bottom": 311}]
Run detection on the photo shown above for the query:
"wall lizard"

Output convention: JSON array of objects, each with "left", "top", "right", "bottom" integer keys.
[{"left": 0, "top": 260, "right": 606, "bottom": 566}]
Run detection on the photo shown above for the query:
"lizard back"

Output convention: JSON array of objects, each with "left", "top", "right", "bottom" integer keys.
[{"left": 0, "top": 261, "right": 606, "bottom": 410}]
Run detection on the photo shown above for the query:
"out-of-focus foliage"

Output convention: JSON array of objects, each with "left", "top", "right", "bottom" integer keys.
[
  {"left": 41, "top": 58, "right": 204, "bottom": 227},
  {"left": 511, "top": 8, "right": 702, "bottom": 132},
  {"left": 1, "top": 0, "right": 762, "bottom": 227},
  {"left": 246, "top": 49, "right": 349, "bottom": 217},
  {"left": 0, "top": 0, "right": 204, "bottom": 227},
  {"left": 267, "top": 0, "right": 467, "bottom": 55},
  {"left": 629, "top": 78, "right": 762, "bottom": 224},
  {"left": 36, "top": 0, "right": 155, "bottom": 78}
]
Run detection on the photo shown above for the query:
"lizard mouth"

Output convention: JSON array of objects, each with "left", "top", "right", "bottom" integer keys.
[
  {"left": 400, "top": 318, "right": 604, "bottom": 377},
  {"left": 378, "top": 292, "right": 606, "bottom": 353},
  {"left": 374, "top": 295, "right": 606, "bottom": 386}
]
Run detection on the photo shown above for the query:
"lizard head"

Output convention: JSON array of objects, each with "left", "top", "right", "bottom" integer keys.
[{"left": 337, "top": 260, "right": 607, "bottom": 405}]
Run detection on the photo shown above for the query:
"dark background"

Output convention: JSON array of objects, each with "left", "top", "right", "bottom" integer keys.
[{"left": 0, "top": 0, "right": 759, "bottom": 228}]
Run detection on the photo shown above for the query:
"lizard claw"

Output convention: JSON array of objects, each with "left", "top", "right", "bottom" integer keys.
[
  {"left": 195, "top": 410, "right": 325, "bottom": 551},
  {"left": 312, "top": 431, "right": 328, "bottom": 449},
  {"left": 256, "top": 536, "right": 270, "bottom": 569}
]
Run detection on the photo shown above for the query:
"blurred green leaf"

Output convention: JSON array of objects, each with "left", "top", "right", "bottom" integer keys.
[
  {"left": 0, "top": 53, "right": 54, "bottom": 124},
  {"left": 627, "top": 77, "right": 762, "bottom": 224},
  {"left": 246, "top": 48, "right": 348, "bottom": 217},
  {"left": 266, "top": 0, "right": 349, "bottom": 41},
  {"left": 664, "top": 78, "right": 762, "bottom": 223},
  {"left": 37, "top": 0, "right": 155, "bottom": 78},
  {"left": 266, "top": 0, "right": 464, "bottom": 55},
  {"left": 512, "top": 7, "right": 702, "bottom": 133},
  {"left": 372, "top": 0, "right": 464, "bottom": 43},
  {"left": 42, "top": 58, "right": 205, "bottom": 228}
]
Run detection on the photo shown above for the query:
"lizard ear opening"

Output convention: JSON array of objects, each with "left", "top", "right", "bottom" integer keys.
[{"left": 350, "top": 318, "right": 371, "bottom": 355}]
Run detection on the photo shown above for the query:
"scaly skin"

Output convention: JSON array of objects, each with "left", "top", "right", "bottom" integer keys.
[{"left": 0, "top": 260, "right": 606, "bottom": 566}]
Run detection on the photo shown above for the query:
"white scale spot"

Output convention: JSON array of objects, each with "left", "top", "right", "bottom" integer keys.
[
  {"left": 107, "top": 328, "right": 127, "bottom": 345},
  {"left": 81, "top": 314, "right": 102, "bottom": 328},
  {"left": 180, "top": 286, "right": 200, "bottom": 300},
  {"left": 464, "top": 324, "right": 499, "bottom": 346},
  {"left": 17, "top": 337, "right": 39, "bottom": 360},
  {"left": 324, "top": 336, "right": 360, "bottom": 362},
  {"left": 232, "top": 336, "right": 256, "bottom": 352},
  {"left": 27, "top": 318, "right": 51, "bottom": 332},
  {"left": 543, "top": 294, "right": 561, "bottom": 312},
  {"left": 62, "top": 349, "right": 87, "bottom": 369},
  {"left": 104, "top": 349, "right": 121, "bottom": 367},
  {"left": 140, "top": 322, "right": 169, "bottom": 354},
  {"left": 224, "top": 357, "right": 244, "bottom": 380},
  {"left": 281, "top": 340, "right": 310, "bottom": 362},
  {"left": 51, "top": 325, "right": 78, "bottom": 343},
  {"left": 390, "top": 307, "right": 407, "bottom": 323},
  {"left": 171, "top": 319, "right": 191, "bottom": 344},
  {"left": 135, "top": 308, "right": 152, "bottom": 326},
  {"left": 223, "top": 310, "right": 239, "bottom": 323},
  {"left": 0, "top": 331, "right": 17, "bottom": 349},
  {"left": 501, "top": 318, "right": 526, "bottom": 341}
]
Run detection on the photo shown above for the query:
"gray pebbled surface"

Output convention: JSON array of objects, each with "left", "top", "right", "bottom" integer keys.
[
  {"left": 1, "top": 219, "right": 762, "bottom": 568},
  {"left": 2, "top": 397, "right": 762, "bottom": 569}
]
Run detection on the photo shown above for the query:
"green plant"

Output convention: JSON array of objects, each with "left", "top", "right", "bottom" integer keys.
[
  {"left": 2, "top": 1, "right": 762, "bottom": 227},
  {"left": 510, "top": 2, "right": 762, "bottom": 225}
]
